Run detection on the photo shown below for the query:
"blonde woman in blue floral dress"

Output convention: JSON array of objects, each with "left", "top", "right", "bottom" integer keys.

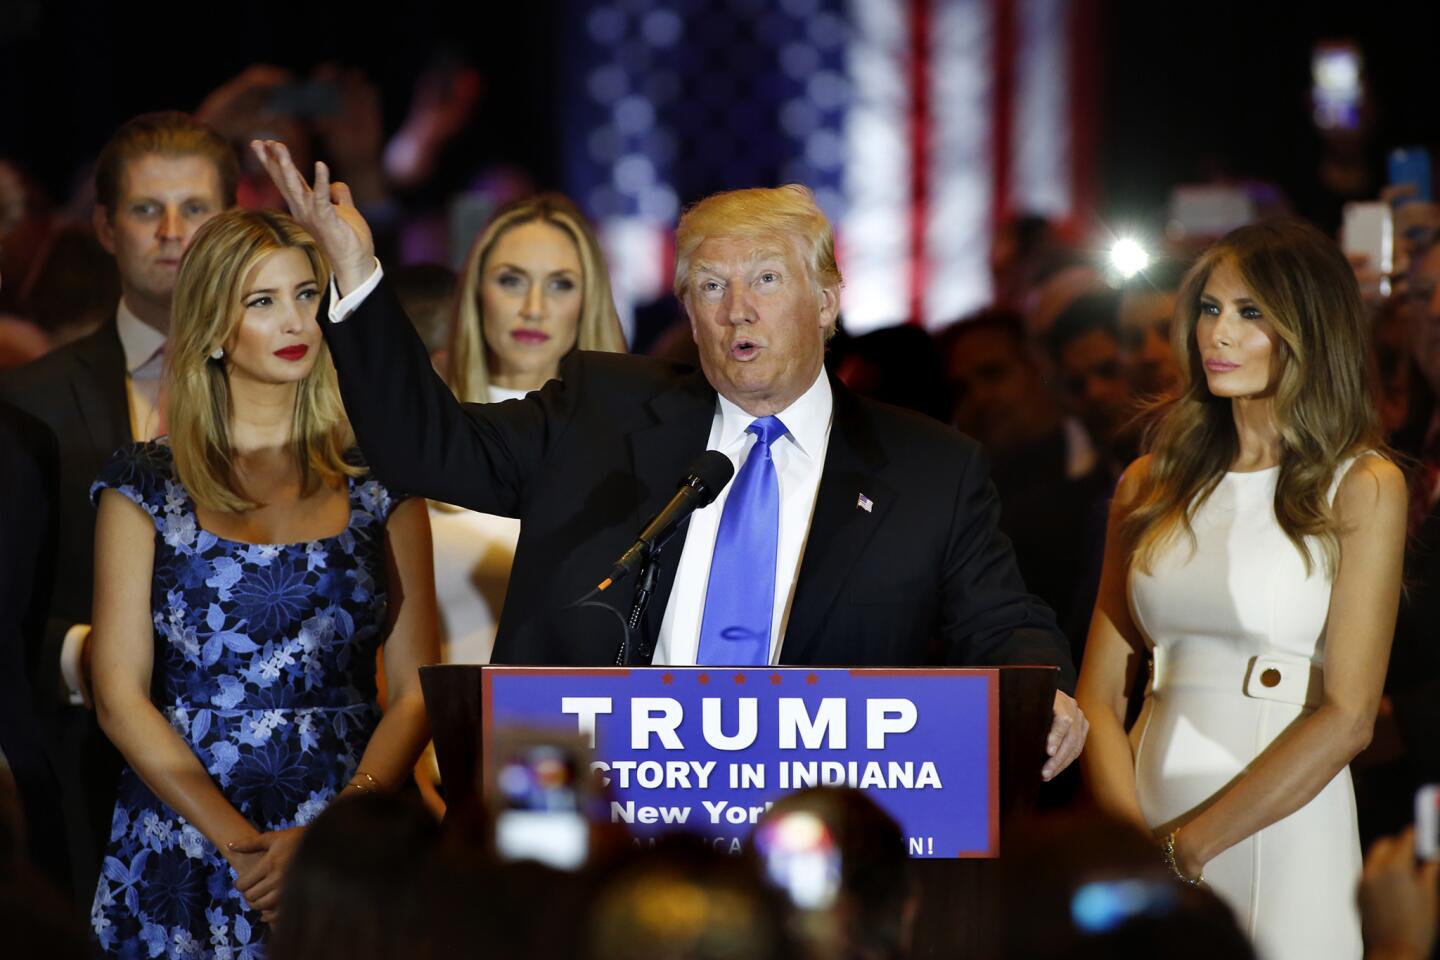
[{"left": 88, "top": 208, "right": 438, "bottom": 958}]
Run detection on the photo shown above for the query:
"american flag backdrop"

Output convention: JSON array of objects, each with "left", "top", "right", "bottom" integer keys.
[{"left": 559, "top": 0, "right": 1098, "bottom": 337}]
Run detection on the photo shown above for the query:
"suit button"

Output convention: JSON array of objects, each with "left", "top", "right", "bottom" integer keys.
[{"left": 1260, "top": 668, "right": 1281, "bottom": 688}]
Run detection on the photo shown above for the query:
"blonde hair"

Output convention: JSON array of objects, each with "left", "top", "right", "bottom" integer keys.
[
  {"left": 672, "top": 184, "right": 843, "bottom": 312},
  {"left": 166, "top": 209, "right": 361, "bottom": 513},
  {"left": 450, "top": 193, "right": 626, "bottom": 403},
  {"left": 1124, "top": 218, "right": 1383, "bottom": 576}
]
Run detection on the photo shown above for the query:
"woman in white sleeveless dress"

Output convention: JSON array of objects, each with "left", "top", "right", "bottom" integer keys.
[
  {"left": 1076, "top": 219, "right": 1407, "bottom": 960},
  {"left": 408, "top": 196, "right": 627, "bottom": 813},
  {"left": 430, "top": 192, "right": 627, "bottom": 664}
]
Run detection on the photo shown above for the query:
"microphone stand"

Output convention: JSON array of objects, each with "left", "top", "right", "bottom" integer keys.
[
  {"left": 612, "top": 544, "right": 661, "bottom": 665},
  {"left": 613, "top": 541, "right": 663, "bottom": 666}
]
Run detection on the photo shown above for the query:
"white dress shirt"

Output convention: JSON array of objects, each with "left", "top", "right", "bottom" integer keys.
[
  {"left": 328, "top": 261, "right": 386, "bottom": 323},
  {"left": 115, "top": 299, "right": 167, "bottom": 442},
  {"left": 652, "top": 370, "right": 833, "bottom": 666},
  {"left": 328, "top": 261, "right": 835, "bottom": 666}
]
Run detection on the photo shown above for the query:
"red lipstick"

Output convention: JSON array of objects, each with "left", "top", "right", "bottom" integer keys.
[{"left": 274, "top": 345, "right": 309, "bottom": 361}]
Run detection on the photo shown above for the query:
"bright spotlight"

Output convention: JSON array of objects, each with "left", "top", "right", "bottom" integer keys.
[{"left": 1110, "top": 238, "right": 1150, "bottom": 279}]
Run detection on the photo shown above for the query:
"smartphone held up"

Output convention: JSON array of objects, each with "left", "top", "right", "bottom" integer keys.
[{"left": 1415, "top": 785, "right": 1440, "bottom": 862}]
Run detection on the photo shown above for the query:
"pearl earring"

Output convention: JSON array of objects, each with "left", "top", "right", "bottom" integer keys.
[{"left": 209, "top": 346, "right": 224, "bottom": 361}]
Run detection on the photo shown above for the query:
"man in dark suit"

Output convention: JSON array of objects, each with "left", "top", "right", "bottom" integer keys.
[
  {"left": 253, "top": 140, "right": 1088, "bottom": 780},
  {"left": 939, "top": 310, "right": 1110, "bottom": 659},
  {"left": 0, "top": 112, "right": 236, "bottom": 904},
  {"left": 0, "top": 362, "right": 67, "bottom": 893}
]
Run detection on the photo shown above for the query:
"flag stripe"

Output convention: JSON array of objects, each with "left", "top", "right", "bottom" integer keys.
[
  {"left": 923, "top": 0, "right": 996, "bottom": 326},
  {"left": 840, "top": 0, "right": 911, "bottom": 332},
  {"left": 906, "top": 0, "right": 933, "bottom": 325},
  {"left": 1011, "top": 0, "right": 1072, "bottom": 218},
  {"left": 990, "top": 0, "right": 1017, "bottom": 226}
]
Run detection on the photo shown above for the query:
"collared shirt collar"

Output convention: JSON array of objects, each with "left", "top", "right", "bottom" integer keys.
[
  {"left": 714, "top": 365, "right": 833, "bottom": 460},
  {"left": 487, "top": 385, "right": 532, "bottom": 403},
  {"left": 115, "top": 298, "right": 167, "bottom": 376}
]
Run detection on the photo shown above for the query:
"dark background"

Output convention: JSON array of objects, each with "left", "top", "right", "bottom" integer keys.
[
  {"left": 1099, "top": 0, "right": 1440, "bottom": 229},
  {"left": 0, "top": 0, "right": 562, "bottom": 200},
  {"left": 5, "top": 0, "right": 1440, "bottom": 230}
]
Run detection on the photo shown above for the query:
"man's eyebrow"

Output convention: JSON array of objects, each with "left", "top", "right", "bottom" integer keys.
[
  {"left": 691, "top": 249, "right": 789, "bottom": 273},
  {"left": 748, "top": 247, "right": 788, "bottom": 264},
  {"left": 128, "top": 193, "right": 214, "bottom": 204}
]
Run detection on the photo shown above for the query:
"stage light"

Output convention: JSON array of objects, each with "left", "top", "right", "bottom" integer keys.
[{"left": 1110, "top": 237, "right": 1150, "bottom": 279}]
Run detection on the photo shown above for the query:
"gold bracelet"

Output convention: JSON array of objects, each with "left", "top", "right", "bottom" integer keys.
[
  {"left": 352, "top": 771, "right": 380, "bottom": 789},
  {"left": 1162, "top": 830, "right": 1203, "bottom": 886},
  {"left": 342, "top": 780, "right": 371, "bottom": 794}
]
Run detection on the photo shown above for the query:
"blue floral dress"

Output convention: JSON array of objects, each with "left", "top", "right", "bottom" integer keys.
[{"left": 88, "top": 442, "right": 403, "bottom": 959}]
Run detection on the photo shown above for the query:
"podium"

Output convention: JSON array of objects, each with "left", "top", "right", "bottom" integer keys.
[{"left": 421, "top": 663, "right": 1057, "bottom": 956}]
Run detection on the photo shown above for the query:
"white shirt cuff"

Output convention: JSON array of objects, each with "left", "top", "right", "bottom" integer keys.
[
  {"left": 327, "top": 258, "right": 385, "bottom": 323},
  {"left": 60, "top": 623, "right": 91, "bottom": 706}
]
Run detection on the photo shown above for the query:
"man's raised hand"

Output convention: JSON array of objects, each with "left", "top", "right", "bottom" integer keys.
[{"left": 249, "top": 139, "right": 375, "bottom": 294}]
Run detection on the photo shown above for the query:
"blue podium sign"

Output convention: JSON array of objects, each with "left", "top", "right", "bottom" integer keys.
[{"left": 481, "top": 667, "right": 999, "bottom": 858}]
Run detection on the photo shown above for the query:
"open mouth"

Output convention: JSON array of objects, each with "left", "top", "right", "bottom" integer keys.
[{"left": 730, "top": 338, "right": 760, "bottom": 361}]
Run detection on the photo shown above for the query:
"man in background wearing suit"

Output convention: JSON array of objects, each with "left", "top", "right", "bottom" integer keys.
[
  {"left": 0, "top": 257, "right": 67, "bottom": 891},
  {"left": 254, "top": 139, "right": 1088, "bottom": 781},
  {"left": 0, "top": 112, "right": 236, "bottom": 903}
]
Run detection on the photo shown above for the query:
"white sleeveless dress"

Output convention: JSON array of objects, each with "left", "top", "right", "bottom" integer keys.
[{"left": 1129, "top": 457, "right": 1369, "bottom": 960}]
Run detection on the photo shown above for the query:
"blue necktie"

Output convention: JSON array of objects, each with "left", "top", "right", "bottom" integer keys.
[{"left": 697, "top": 416, "right": 786, "bottom": 665}]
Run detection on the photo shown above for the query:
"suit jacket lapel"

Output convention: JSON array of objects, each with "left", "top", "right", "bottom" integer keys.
[
  {"left": 69, "top": 321, "right": 132, "bottom": 461},
  {"left": 781, "top": 379, "right": 896, "bottom": 663},
  {"left": 626, "top": 368, "right": 716, "bottom": 656}
]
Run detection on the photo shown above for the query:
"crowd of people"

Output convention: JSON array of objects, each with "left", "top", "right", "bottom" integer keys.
[{"left": 0, "top": 65, "right": 1439, "bottom": 960}]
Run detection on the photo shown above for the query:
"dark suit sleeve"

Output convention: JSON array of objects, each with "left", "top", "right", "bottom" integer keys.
[
  {"left": 0, "top": 403, "right": 71, "bottom": 890},
  {"left": 0, "top": 403, "right": 58, "bottom": 692},
  {"left": 939, "top": 443, "right": 1077, "bottom": 692},
  {"left": 0, "top": 335, "right": 129, "bottom": 900},
  {"left": 322, "top": 278, "right": 579, "bottom": 514},
  {"left": 0, "top": 398, "right": 68, "bottom": 708}
]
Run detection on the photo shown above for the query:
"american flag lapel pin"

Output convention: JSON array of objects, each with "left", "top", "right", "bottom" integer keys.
[{"left": 857, "top": 493, "right": 873, "bottom": 513}]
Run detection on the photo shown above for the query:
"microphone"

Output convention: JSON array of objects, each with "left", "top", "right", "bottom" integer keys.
[{"left": 598, "top": 450, "right": 734, "bottom": 591}]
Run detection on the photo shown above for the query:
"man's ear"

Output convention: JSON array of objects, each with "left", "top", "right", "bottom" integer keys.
[
  {"left": 818, "top": 284, "right": 840, "bottom": 334},
  {"left": 93, "top": 204, "right": 116, "bottom": 256}
]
